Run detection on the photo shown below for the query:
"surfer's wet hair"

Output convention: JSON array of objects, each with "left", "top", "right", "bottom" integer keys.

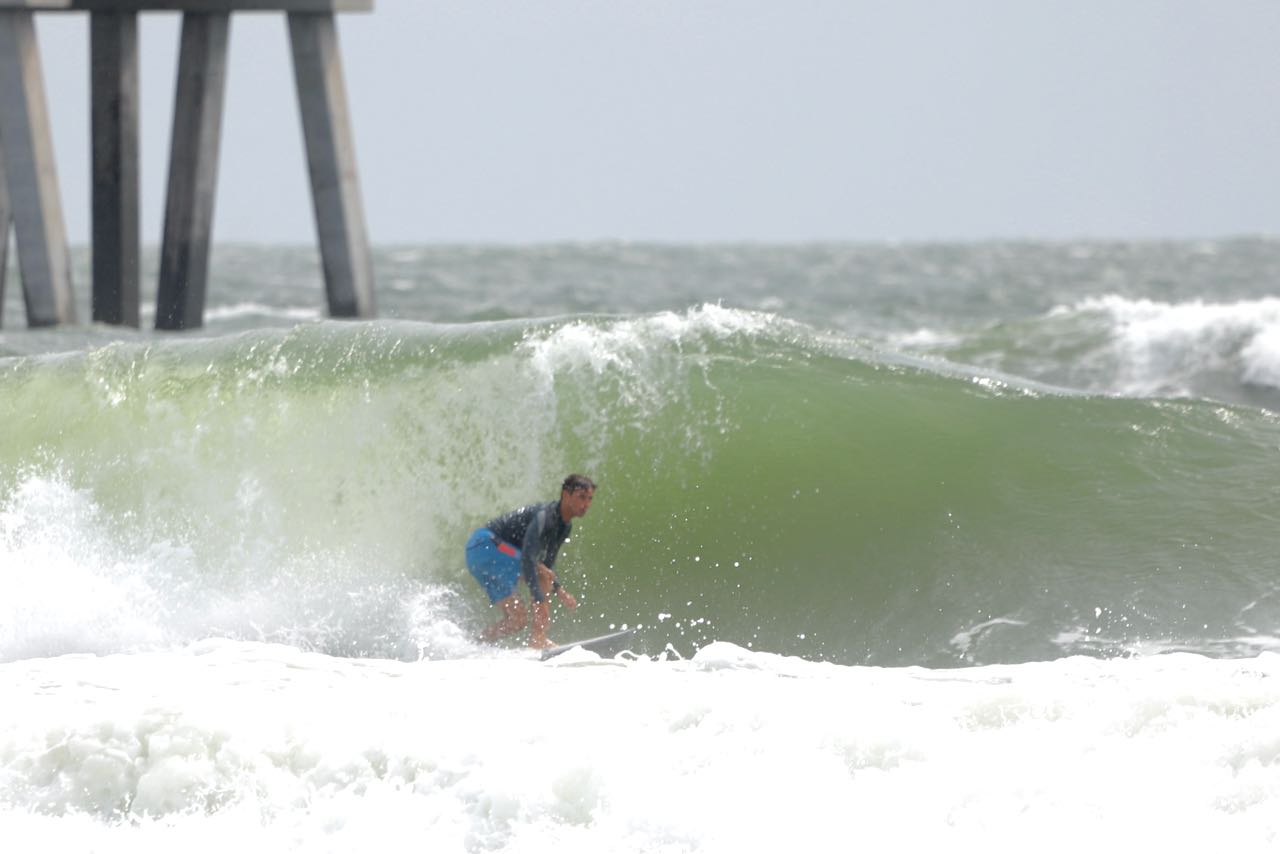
[{"left": 562, "top": 474, "right": 596, "bottom": 494}]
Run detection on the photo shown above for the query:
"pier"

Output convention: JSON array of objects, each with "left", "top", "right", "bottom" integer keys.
[{"left": 0, "top": 0, "right": 376, "bottom": 329}]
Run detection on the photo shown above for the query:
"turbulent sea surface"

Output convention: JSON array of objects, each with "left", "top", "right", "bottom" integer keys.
[{"left": 3, "top": 240, "right": 1280, "bottom": 850}]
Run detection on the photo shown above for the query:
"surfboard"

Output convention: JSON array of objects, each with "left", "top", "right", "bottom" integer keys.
[{"left": 539, "top": 628, "right": 636, "bottom": 661}]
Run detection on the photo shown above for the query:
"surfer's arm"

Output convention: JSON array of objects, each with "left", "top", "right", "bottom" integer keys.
[
  {"left": 520, "top": 513, "right": 549, "bottom": 602},
  {"left": 527, "top": 577, "right": 577, "bottom": 647},
  {"left": 532, "top": 556, "right": 576, "bottom": 608}
]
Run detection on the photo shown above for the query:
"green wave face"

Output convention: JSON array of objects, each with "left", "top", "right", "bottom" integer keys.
[{"left": 4, "top": 308, "right": 1279, "bottom": 665}]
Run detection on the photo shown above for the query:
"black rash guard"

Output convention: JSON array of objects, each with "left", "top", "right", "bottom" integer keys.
[{"left": 484, "top": 500, "right": 571, "bottom": 603}]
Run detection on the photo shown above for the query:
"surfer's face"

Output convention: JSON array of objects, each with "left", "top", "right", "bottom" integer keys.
[{"left": 562, "top": 487, "right": 595, "bottom": 519}]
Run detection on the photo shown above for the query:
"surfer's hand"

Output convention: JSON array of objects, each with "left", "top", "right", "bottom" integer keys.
[{"left": 558, "top": 588, "right": 578, "bottom": 610}]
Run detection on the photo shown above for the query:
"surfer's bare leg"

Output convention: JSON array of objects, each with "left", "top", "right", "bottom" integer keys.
[
  {"left": 529, "top": 600, "right": 553, "bottom": 649},
  {"left": 481, "top": 595, "right": 528, "bottom": 641},
  {"left": 525, "top": 565, "right": 561, "bottom": 648}
]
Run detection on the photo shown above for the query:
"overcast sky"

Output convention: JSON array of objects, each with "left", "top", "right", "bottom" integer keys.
[{"left": 27, "top": 0, "right": 1280, "bottom": 245}]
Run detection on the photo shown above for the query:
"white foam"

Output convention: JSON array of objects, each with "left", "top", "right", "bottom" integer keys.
[
  {"left": 0, "top": 475, "right": 174, "bottom": 660},
  {"left": 0, "top": 470, "right": 472, "bottom": 663},
  {"left": 522, "top": 304, "right": 775, "bottom": 380},
  {"left": 2, "top": 643, "right": 1278, "bottom": 851},
  {"left": 203, "top": 303, "right": 322, "bottom": 323},
  {"left": 894, "top": 295, "right": 1280, "bottom": 404},
  {"left": 1071, "top": 295, "right": 1280, "bottom": 396},
  {"left": 517, "top": 304, "right": 777, "bottom": 458},
  {"left": 890, "top": 327, "right": 962, "bottom": 349},
  {"left": 1241, "top": 322, "right": 1280, "bottom": 389}
]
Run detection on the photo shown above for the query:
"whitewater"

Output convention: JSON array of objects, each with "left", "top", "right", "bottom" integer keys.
[
  {"left": 3, "top": 239, "right": 1280, "bottom": 850},
  {"left": 4, "top": 643, "right": 1280, "bottom": 852}
]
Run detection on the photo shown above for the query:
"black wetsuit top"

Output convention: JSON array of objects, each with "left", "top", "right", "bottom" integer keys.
[{"left": 484, "top": 500, "right": 571, "bottom": 603}]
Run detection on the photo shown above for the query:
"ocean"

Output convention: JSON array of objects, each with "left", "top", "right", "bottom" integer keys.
[{"left": 3, "top": 239, "right": 1280, "bottom": 849}]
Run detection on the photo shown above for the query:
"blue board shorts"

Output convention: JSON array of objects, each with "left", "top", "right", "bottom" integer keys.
[{"left": 465, "top": 528, "right": 523, "bottom": 603}]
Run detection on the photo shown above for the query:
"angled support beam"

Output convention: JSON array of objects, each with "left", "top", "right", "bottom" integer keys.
[
  {"left": 91, "top": 9, "right": 141, "bottom": 326},
  {"left": 0, "top": 9, "right": 76, "bottom": 326},
  {"left": 155, "top": 11, "right": 229, "bottom": 330},
  {"left": 288, "top": 11, "right": 374, "bottom": 318},
  {"left": 0, "top": 149, "right": 10, "bottom": 326}
]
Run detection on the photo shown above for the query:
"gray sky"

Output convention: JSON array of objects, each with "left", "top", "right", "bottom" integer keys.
[{"left": 30, "top": 0, "right": 1280, "bottom": 244}]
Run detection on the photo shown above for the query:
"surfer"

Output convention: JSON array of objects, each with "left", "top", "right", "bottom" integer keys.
[{"left": 465, "top": 474, "right": 595, "bottom": 648}]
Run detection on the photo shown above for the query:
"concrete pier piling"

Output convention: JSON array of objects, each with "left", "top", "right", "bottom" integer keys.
[
  {"left": 0, "top": 7, "right": 77, "bottom": 327},
  {"left": 91, "top": 8, "right": 141, "bottom": 327},
  {"left": 1, "top": 150, "right": 10, "bottom": 324},
  {"left": 289, "top": 11, "right": 374, "bottom": 319},
  {"left": 0, "top": 0, "right": 376, "bottom": 330},
  {"left": 155, "top": 11, "right": 230, "bottom": 331}
]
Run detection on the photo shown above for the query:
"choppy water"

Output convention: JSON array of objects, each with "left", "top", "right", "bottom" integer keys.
[{"left": 3, "top": 239, "right": 1279, "bottom": 849}]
